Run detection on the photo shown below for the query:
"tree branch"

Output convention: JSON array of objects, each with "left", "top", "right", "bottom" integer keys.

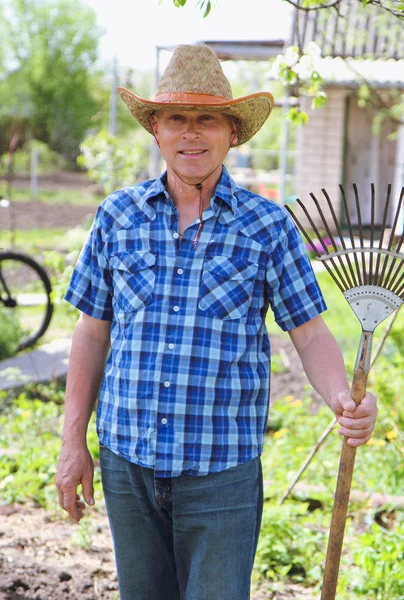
[
  {"left": 284, "top": 0, "right": 342, "bottom": 11},
  {"left": 343, "top": 59, "right": 404, "bottom": 127},
  {"left": 283, "top": 0, "right": 404, "bottom": 20}
]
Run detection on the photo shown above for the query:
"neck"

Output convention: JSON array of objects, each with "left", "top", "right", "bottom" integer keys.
[{"left": 166, "top": 165, "right": 222, "bottom": 210}]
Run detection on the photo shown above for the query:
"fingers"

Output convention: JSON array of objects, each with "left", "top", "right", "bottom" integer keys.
[
  {"left": 81, "top": 473, "right": 95, "bottom": 507},
  {"left": 336, "top": 391, "right": 378, "bottom": 447},
  {"left": 337, "top": 394, "right": 377, "bottom": 447},
  {"left": 337, "top": 389, "right": 356, "bottom": 414},
  {"left": 60, "top": 486, "right": 83, "bottom": 522},
  {"left": 55, "top": 447, "right": 95, "bottom": 521}
]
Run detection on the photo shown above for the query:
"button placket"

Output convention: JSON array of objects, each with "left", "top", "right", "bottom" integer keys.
[{"left": 155, "top": 208, "right": 221, "bottom": 476}]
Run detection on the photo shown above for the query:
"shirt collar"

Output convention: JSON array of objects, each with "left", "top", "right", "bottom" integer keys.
[
  {"left": 212, "top": 166, "right": 239, "bottom": 216},
  {"left": 138, "top": 166, "right": 239, "bottom": 220}
]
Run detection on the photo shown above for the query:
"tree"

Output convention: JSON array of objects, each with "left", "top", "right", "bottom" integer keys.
[{"left": 0, "top": 0, "right": 102, "bottom": 160}]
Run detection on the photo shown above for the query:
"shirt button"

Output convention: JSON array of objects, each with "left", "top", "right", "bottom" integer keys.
[
  {"left": 173, "top": 232, "right": 179, "bottom": 239},
  {"left": 177, "top": 268, "right": 184, "bottom": 275},
  {"left": 161, "top": 418, "right": 168, "bottom": 425},
  {"left": 164, "top": 381, "right": 171, "bottom": 388},
  {"left": 173, "top": 305, "right": 180, "bottom": 312},
  {"left": 168, "top": 343, "right": 175, "bottom": 350}
]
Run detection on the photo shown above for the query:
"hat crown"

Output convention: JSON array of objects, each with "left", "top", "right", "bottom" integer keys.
[{"left": 156, "top": 44, "right": 233, "bottom": 100}]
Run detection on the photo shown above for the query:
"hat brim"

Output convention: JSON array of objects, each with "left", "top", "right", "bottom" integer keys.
[{"left": 118, "top": 87, "right": 274, "bottom": 146}]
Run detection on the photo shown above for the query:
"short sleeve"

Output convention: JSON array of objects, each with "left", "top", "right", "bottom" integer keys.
[
  {"left": 266, "top": 210, "right": 327, "bottom": 331},
  {"left": 65, "top": 208, "right": 113, "bottom": 321}
]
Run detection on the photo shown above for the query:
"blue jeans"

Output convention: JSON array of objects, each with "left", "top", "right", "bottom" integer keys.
[{"left": 100, "top": 446, "right": 263, "bottom": 600}]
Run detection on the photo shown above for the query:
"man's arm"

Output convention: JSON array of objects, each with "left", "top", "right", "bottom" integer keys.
[
  {"left": 289, "top": 315, "right": 377, "bottom": 447},
  {"left": 55, "top": 312, "right": 111, "bottom": 522}
]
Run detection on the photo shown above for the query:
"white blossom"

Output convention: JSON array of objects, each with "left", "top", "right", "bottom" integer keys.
[
  {"left": 269, "top": 54, "right": 284, "bottom": 79},
  {"left": 294, "top": 55, "right": 315, "bottom": 80},
  {"left": 284, "top": 47, "right": 299, "bottom": 67},
  {"left": 306, "top": 42, "right": 322, "bottom": 62}
]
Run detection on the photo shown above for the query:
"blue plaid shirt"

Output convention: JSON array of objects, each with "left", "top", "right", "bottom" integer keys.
[{"left": 66, "top": 167, "right": 326, "bottom": 477}]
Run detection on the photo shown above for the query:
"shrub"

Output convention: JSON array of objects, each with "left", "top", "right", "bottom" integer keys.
[
  {"left": 0, "top": 140, "right": 67, "bottom": 176},
  {"left": 0, "top": 307, "right": 22, "bottom": 360}
]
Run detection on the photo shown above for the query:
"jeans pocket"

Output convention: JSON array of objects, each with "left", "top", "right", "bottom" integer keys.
[
  {"left": 198, "top": 255, "right": 258, "bottom": 320},
  {"left": 110, "top": 250, "right": 156, "bottom": 312}
]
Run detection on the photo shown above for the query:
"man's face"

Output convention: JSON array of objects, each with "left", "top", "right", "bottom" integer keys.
[{"left": 150, "top": 109, "right": 238, "bottom": 184}]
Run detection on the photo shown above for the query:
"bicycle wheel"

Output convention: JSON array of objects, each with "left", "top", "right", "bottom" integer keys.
[{"left": 0, "top": 251, "right": 54, "bottom": 351}]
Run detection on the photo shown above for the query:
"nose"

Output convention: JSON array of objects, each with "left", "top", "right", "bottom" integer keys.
[{"left": 181, "top": 118, "right": 200, "bottom": 138}]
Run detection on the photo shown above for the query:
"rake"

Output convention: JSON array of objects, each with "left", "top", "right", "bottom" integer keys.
[{"left": 285, "top": 183, "right": 404, "bottom": 600}]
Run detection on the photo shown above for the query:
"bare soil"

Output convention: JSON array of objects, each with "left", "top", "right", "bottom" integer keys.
[
  {"left": 0, "top": 172, "right": 319, "bottom": 599},
  {"left": 0, "top": 502, "right": 315, "bottom": 600},
  {"left": 0, "top": 172, "right": 98, "bottom": 231},
  {"left": 0, "top": 201, "right": 97, "bottom": 231}
]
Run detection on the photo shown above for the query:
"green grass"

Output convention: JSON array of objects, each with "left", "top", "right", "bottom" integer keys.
[
  {"left": 0, "top": 228, "right": 70, "bottom": 252},
  {"left": 0, "top": 183, "right": 102, "bottom": 205},
  {"left": 0, "top": 225, "right": 91, "bottom": 254}
]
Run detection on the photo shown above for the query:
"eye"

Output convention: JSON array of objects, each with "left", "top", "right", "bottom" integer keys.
[
  {"left": 168, "top": 114, "right": 185, "bottom": 122},
  {"left": 199, "top": 114, "right": 215, "bottom": 122}
]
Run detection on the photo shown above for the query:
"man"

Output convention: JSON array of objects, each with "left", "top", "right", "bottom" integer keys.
[{"left": 55, "top": 45, "right": 377, "bottom": 600}]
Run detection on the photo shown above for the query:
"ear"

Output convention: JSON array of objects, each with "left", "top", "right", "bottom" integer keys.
[
  {"left": 149, "top": 114, "right": 159, "bottom": 144},
  {"left": 229, "top": 120, "right": 238, "bottom": 147}
]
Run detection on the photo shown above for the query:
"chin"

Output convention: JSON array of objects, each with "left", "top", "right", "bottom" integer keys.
[{"left": 177, "top": 169, "right": 209, "bottom": 183}]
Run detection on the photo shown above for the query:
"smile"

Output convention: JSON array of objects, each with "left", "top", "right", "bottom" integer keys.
[{"left": 179, "top": 150, "right": 207, "bottom": 155}]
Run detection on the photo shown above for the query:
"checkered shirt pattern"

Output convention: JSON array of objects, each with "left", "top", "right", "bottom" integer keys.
[{"left": 65, "top": 167, "right": 326, "bottom": 477}]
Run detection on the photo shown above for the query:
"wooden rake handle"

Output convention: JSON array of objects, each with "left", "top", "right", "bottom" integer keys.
[{"left": 321, "top": 332, "right": 372, "bottom": 600}]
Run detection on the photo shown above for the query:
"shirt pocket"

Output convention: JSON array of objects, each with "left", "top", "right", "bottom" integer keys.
[
  {"left": 110, "top": 251, "right": 156, "bottom": 312},
  {"left": 198, "top": 255, "right": 258, "bottom": 320}
]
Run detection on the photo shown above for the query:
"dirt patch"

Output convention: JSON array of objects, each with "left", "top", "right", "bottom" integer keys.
[
  {"left": 11, "top": 172, "right": 91, "bottom": 191},
  {"left": 0, "top": 201, "right": 97, "bottom": 231},
  {"left": 0, "top": 504, "right": 117, "bottom": 600},
  {"left": 0, "top": 504, "right": 314, "bottom": 600},
  {"left": 1, "top": 171, "right": 99, "bottom": 231}
]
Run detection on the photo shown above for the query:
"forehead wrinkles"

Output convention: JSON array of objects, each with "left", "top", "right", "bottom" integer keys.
[{"left": 153, "top": 109, "right": 232, "bottom": 124}]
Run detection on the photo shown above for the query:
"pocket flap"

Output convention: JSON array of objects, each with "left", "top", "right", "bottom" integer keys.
[
  {"left": 204, "top": 256, "right": 258, "bottom": 281},
  {"left": 110, "top": 251, "right": 156, "bottom": 273}
]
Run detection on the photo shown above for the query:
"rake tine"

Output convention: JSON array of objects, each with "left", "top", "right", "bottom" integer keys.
[
  {"left": 374, "top": 184, "right": 392, "bottom": 286},
  {"left": 353, "top": 184, "right": 368, "bottom": 285},
  {"left": 310, "top": 192, "right": 355, "bottom": 289},
  {"left": 322, "top": 188, "right": 359, "bottom": 288},
  {"left": 369, "top": 184, "right": 375, "bottom": 284},
  {"left": 383, "top": 230, "right": 404, "bottom": 290},
  {"left": 391, "top": 268, "right": 404, "bottom": 296},
  {"left": 377, "top": 185, "right": 401, "bottom": 287},
  {"left": 294, "top": 198, "right": 351, "bottom": 292},
  {"left": 394, "top": 277, "right": 404, "bottom": 298},
  {"left": 339, "top": 185, "right": 363, "bottom": 286},
  {"left": 289, "top": 201, "right": 347, "bottom": 293},
  {"left": 285, "top": 204, "right": 322, "bottom": 258}
]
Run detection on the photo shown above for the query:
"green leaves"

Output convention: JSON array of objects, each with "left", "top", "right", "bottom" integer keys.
[
  {"left": 78, "top": 130, "right": 149, "bottom": 195},
  {"left": 0, "top": 0, "right": 102, "bottom": 160},
  {"left": 197, "top": 0, "right": 212, "bottom": 17},
  {"left": 170, "top": 0, "right": 213, "bottom": 17},
  {"left": 285, "top": 107, "right": 309, "bottom": 125}
]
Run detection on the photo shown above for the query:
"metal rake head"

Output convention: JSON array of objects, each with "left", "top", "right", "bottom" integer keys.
[{"left": 286, "top": 184, "right": 404, "bottom": 332}]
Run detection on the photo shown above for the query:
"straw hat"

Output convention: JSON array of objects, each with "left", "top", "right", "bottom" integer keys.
[{"left": 118, "top": 44, "right": 274, "bottom": 146}]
